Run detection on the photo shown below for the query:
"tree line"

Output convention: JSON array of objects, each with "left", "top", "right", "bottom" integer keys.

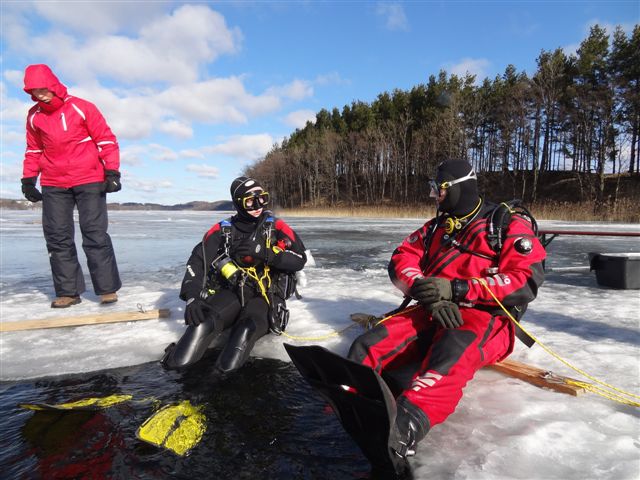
[{"left": 246, "top": 25, "right": 639, "bottom": 210}]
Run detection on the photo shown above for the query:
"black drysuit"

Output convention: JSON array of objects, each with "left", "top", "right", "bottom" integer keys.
[{"left": 162, "top": 212, "right": 307, "bottom": 373}]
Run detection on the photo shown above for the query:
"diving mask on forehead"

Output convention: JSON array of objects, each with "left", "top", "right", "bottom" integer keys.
[{"left": 429, "top": 168, "right": 477, "bottom": 193}]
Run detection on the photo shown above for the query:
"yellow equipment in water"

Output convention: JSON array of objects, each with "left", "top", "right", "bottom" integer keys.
[
  {"left": 136, "top": 400, "right": 207, "bottom": 456},
  {"left": 19, "top": 394, "right": 133, "bottom": 411}
]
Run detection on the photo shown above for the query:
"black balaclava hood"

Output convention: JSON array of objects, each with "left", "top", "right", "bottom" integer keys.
[
  {"left": 435, "top": 160, "right": 479, "bottom": 216},
  {"left": 230, "top": 176, "right": 265, "bottom": 222}
]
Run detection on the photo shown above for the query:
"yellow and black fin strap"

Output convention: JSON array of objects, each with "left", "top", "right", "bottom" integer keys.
[
  {"left": 19, "top": 394, "right": 134, "bottom": 412},
  {"left": 136, "top": 400, "right": 207, "bottom": 456}
]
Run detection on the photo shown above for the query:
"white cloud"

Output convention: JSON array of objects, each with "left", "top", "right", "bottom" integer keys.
[
  {"left": 149, "top": 144, "right": 179, "bottom": 162},
  {"left": 159, "top": 120, "right": 193, "bottom": 139},
  {"left": 284, "top": 110, "right": 317, "bottom": 129},
  {"left": 267, "top": 79, "right": 314, "bottom": 101},
  {"left": 120, "top": 143, "right": 183, "bottom": 166},
  {"left": 583, "top": 19, "right": 636, "bottom": 36},
  {"left": 563, "top": 43, "right": 580, "bottom": 57},
  {"left": 70, "top": 85, "right": 164, "bottom": 140},
  {"left": 376, "top": 3, "right": 409, "bottom": 32},
  {"left": 0, "top": 82, "right": 31, "bottom": 122},
  {"left": 179, "top": 149, "right": 206, "bottom": 159},
  {"left": 203, "top": 134, "right": 274, "bottom": 162},
  {"left": 1, "top": 129, "right": 25, "bottom": 145},
  {"left": 120, "top": 145, "right": 147, "bottom": 167},
  {"left": 32, "top": 1, "right": 168, "bottom": 35},
  {"left": 187, "top": 164, "right": 221, "bottom": 178},
  {"left": 446, "top": 58, "right": 491, "bottom": 81},
  {"left": 126, "top": 176, "right": 173, "bottom": 193},
  {"left": 3, "top": 70, "right": 24, "bottom": 89},
  {"left": 0, "top": 159, "right": 23, "bottom": 183},
  {"left": 18, "top": 5, "right": 243, "bottom": 86},
  {"left": 315, "top": 72, "right": 350, "bottom": 86},
  {"left": 159, "top": 77, "right": 281, "bottom": 124}
]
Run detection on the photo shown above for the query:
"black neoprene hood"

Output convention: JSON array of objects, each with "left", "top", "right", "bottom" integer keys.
[{"left": 435, "top": 160, "right": 479, "bottom": 216}]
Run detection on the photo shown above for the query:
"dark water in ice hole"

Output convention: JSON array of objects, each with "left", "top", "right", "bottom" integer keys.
[{"left": 0, "top": 356, "right": 379, "bottom": 479}]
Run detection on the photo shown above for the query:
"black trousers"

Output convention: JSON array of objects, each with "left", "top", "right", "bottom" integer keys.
[{"left": 42, "top": 183, "right": 121, "bottom": 297}]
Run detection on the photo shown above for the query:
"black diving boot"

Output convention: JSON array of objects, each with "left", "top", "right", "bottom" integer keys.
[
  {"left": 391, "top": 397, "right": 430, "bottom": 460},
  {"left": 370, "top": 398, "right": 430, "bottom": 479}
]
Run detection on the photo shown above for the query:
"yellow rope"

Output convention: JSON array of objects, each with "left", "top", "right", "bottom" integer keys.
[
  {"left": 281, "top": 304, "right": 422, "bottom": 342},
  {"left": 374, "top": 305, "right": 422, "bottom": 327},
  {"left": 473, "top": 277, "right": 640, "bottom": 407},
  {"left": 243, "top": 265, "right": 272, "bottom": 305}
]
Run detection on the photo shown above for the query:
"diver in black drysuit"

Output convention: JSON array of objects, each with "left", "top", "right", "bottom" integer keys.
[{"left": 162, "top": 176, "right": 307, "bottom": 373}]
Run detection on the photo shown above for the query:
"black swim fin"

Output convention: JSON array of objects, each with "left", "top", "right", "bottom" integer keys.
[{"left": 284, "top": 343, "right": 411, "bottom": 477}]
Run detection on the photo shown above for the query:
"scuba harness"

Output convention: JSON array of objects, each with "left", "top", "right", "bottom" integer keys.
[
  {"left": 425, "top": 198, "right": 539, "bottom": 264},
  {"left": 415, "top": 199, "right": 541, "bottom": 347},
  {"left": 199, "top": 213, "right": 297, "bottom": 335}
]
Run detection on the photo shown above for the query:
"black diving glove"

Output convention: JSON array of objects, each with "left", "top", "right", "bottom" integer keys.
[
  {"left": 429, "top": 300, "right": 463, "bottom": 329},
  {"left": 410, "top": 277, "right": 452, "bottom": 306},
  {"left": 234, "top": 238, "right": 276, "bottom": 266},
  {"left": 104, "top": 170, "right": 122, "bottom": 193},
  {"left": 21, "top": 177, "right": 43, "bottom": 203},
  {"left": 184, "top": 298, "right": 212, "bottom": 326}
]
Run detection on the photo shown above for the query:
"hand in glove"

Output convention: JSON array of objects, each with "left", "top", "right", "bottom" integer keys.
[
  {"left": 184, "top": 298, "right": 212, "bottom": 326},
  {"left": 429, "top": 300, "right": 464, "bottom": 329},
  {"left": 21, "top": 177, "right": 43, "bottom": 203},
  {"left": 234, "top": 238, "right": 276, "bottom": 266},
  {"left": 410, "top": 277, "right": 452, "bottom": 306},
  {"left": 104, "top": 170, "right": 122, "bottom": 193}
]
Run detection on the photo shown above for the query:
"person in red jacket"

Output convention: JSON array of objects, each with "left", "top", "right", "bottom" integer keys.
[
  {"left": 347, "top": 159, "right": 546, "bottom": 462},
  {"left": 20, "top": 64, "right": 122, "bottom": 308},
  {"left": 162, "top": 176, "right": 307, "bottom": 373}
]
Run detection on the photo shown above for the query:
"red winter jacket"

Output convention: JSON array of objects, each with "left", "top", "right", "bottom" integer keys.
[{"left": 22, "top": 64, "right": 119, "bottom": 188}]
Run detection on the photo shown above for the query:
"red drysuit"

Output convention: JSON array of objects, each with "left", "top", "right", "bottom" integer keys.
[{"left": 348, "top": 202, "right": 546, "bottom": 428}]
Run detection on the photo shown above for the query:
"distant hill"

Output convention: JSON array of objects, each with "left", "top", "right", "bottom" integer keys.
[{"left": 0, "top": 198, "right": 234, "bottom": 211}]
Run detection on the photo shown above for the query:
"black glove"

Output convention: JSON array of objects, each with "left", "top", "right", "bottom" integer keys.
[
  {"left": 410, "top": 277, "right": 452, "bottom": 306},
  {"left": 104, "top": 170, "right": 122, "bottom": 193},
  {"left": 234, "top": 238, "right": 276, "bottom": 266},
  {"left": 21, "top": 177, "right": 42, "bottom": 203},
  {"left": 429, "top": 300, "right": 463, "bottom": 329},
  {"left": 184, "top": 298, "right": 212, "bottom": 326}
]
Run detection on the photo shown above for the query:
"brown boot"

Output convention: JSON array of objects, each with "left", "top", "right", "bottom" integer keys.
[
  {"left": 100, "top": 292, "right": 118, "bottom": 305},
  {"left": 51, "top": 296, "right": 81, "bottom": 308}
]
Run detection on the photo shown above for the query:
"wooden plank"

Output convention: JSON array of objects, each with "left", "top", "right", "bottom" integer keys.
[
  {"left": 0, "top": 309, "right": 171, "bottom": 332},
  {"left": 486, "top": 358, "right": 586, "bottom": 396}
]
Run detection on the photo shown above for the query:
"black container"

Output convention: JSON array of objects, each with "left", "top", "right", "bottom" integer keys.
[{"left": 588, "top": 253, "right": 640, "bottom": 289}]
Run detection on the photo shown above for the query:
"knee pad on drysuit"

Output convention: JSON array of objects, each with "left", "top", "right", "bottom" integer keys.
[
  {"left": 161, "top": 317, "right": 222, "bottom": 370},
  {"left": 215, "top": 318, "right": 263, "bottom": 373}
]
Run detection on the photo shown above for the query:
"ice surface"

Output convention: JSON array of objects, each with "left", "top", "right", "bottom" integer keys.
[{"left": 1, "top": 209, "right": 639, "bottom": 479}]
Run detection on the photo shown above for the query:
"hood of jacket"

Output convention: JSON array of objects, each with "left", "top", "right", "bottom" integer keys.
[{"left": 23, "top": 64, "right": 68, "bottom": 102}]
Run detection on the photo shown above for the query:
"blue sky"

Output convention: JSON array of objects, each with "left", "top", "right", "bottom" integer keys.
[{"left": 1, "top": 1, "right": 637, "bottom": 204}]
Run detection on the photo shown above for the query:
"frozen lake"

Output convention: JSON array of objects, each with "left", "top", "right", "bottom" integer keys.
[{"left": 1, "top": 209, "right": 639, "bottom": 479}]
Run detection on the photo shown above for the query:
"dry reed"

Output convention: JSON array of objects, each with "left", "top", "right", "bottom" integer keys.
[{"left": 278, "top": 198, "right": 639, "bottom": 223}]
